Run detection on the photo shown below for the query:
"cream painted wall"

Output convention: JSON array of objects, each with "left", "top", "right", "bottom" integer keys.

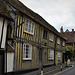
[{"left": 7, "top": 53, "right": 14, "bottom": 72}]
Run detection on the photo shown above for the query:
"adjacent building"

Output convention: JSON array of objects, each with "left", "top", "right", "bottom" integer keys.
[
  {"left": 0, "top": 0, "right": 12, "bottom": 75},
  {"left": 0, "top": 0, "right": 66, "bottom": 75},
  {"left": 60, "top": 27, "right": 75, "bottom": 59}
]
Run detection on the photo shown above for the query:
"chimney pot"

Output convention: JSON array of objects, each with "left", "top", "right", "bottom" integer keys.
[
  {"left": 60, "top": 26, "right": 63, "bottom": 33},
  {"left": 72, "top": 29, "right": 74, "bottom": 32}
]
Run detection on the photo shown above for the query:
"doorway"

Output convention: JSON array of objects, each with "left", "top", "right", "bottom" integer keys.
[{"left": 0, "top": 51, "right": 4, "bottom": 75}]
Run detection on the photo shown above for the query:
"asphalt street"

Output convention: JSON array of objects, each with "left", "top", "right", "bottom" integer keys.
[
  {"left": 44, "top": 61, "right": 75, "bottom": 75},
  {"left": 55, "top": 66, "right": 75, "bottom": 75}
]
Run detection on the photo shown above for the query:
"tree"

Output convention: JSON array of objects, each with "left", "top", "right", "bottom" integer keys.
[{"left": 66, "top": 46, "right": 74, "bottom": 59}]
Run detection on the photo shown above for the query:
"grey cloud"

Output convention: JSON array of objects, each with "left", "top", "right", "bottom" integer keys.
[{"left": 20, "top": 0, "right": 75, "bottom": 31}]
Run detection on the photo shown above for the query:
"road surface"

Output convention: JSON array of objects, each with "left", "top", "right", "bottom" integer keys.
[
  {"left": 44, "top": 64, "right": 75, "bottom": 75},
  {"left": 55, "top": 66, "right": 75, "bottom": 75}
]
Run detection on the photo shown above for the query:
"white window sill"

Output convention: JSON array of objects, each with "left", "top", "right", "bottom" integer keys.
[
  {"left": 23, "top": 58, "right": 32, "bottom": 60},
  {"left": 62, "top": 45, "right": 65, "bottom": 47},
  {"left": 50, "top": 39, "right": 53, "bottom": 42},
  {"left": 48, "top": 59, "right": 54, "bottom": 61},
  {"left": 24, "top": 31, "right": 34, "bottom": 35},
  {"left": 57, "top": 43, "right": 60, "bottom": 45}
]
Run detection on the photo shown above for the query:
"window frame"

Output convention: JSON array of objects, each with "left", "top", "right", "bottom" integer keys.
[
  {"left": 23, "top": 44, "right": 32, "bottom": 60},
  {"left": 24, "top": 19, "right": 34, "bottom": 35},
  {"left": 50, "top": 33, "right": 54, "bottom": 41},
  {"left": 57, "top": 52, "right": 61, "bottom": 60},
  {"left": 62, "top": 41, "right": 65, "bottom": 46},
  {"left": 43, "top": 29, "right": 48, "bottom": 39},
  {"left": 48, "top": 49, "right": 54, "bottom": 60},
  {"left": 57, "top": 38, "right": 60, "bottom": 45}
]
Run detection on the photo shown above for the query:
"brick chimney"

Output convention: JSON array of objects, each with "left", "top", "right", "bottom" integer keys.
[
  {"left": 60, "top": 26, "right": 63, "bottom": 33},
  {"left": 72, "top": 29, "right": 74, "bottom": 32}
]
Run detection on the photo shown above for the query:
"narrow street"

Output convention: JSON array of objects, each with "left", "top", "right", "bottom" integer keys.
[
  {"left": 44, "top": 66, "right": 75, "bottom": 75},
  {"left": 55, "top": 66, "right": 75, "bottom": 75},
  {"left": 44, "top": 62, "right": 75, "bottom": 75}
]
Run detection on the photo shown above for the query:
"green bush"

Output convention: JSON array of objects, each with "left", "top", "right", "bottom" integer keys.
[{"left": 66, "top": 46, "right": 74, "bottom": 59}]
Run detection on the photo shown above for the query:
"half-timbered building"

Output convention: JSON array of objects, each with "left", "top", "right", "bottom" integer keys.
[{"left": 3, "top": 0, "right": 66, "bottom": 75}]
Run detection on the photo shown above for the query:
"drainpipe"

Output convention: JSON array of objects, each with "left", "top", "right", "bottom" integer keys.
[
  {"left": 54, "top": 36, "right": 57, "bottom": 65},
  {"left": 13, "top": 13, "right": 17, "bottom": 70}
]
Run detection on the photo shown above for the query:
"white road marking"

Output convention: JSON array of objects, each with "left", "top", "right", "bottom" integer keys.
[{"left": 54, "top": 66, "right": 74, "bottom": 75}]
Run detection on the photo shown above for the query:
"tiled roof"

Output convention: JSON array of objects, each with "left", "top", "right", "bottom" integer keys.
[
  {"left": 61, "top": 32, "right": 75, "bottom": 43},
  {"left": 0, "top": 0, "right": 12, "bottom": 20},
  {"left": 6, "top": 0, "right": 65, "bottom": 40}
]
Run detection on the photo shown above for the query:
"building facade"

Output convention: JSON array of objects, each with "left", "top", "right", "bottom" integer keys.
[
  {"left": 2, "top": 0, "right": 66, "bottom": 75},
  {"left": 0, "top": 0, "right": 12, "bottom": 75},
  {"left": 60, "top": 27, "right": 75, "bottom": 59}
]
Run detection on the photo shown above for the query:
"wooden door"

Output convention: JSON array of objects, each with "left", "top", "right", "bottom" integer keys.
[
  {"left": 62, "top": 53, "right": 65, "bottom": 63},
  {"left": 0, "top": 53, "right": 4, "bottom": 75}
]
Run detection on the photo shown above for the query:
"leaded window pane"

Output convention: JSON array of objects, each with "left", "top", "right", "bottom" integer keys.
[
  {"left": 23, "top": 44, "right": 32, "bottom": 59},
  {"left": 25, "top": 19, "right": 34, "bottom": 34},
  {"left": 48, "top": 50, "right": 54, "bottom": 60},
  {"left": 50, "top": 33, "right": 53, "bottom": 41},
  {"left": 57, "top": 52, "right": 61, "bottom": 60},
  {"left": 43, "top": 30, "right": 47, "bottom": 39},
  {"left": 57, "top": 38, "right": 60, "bottom": 44},
  {"left": 31, "top": 23, "right": 34, "bottom": 33}
]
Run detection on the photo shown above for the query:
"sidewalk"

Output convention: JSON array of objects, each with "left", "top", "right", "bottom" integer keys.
[{"left": 43, "top": 65, "right": 60, "bottom": 75}]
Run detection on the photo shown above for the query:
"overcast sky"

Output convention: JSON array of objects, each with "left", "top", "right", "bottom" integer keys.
[{"left": 19, "top": 0, "right": 75, "bottom": 32}]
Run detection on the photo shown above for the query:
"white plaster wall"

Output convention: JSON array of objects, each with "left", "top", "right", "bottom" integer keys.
[
  {"left": 0, "top": 18, "right": 3, "bottom": 42},
  {"left": 7, "top": 53, "right": 14, "bottom": 72},
  {"left": 1, "top": 20, "right": 7, "bottom": 48}
]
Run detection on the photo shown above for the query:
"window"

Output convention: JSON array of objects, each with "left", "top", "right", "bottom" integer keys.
[
  {"left": 50, "top": 33, "right": 54, "bottom": 41},
  {"left": 43, "top": 29, "right": 47, "bottom": 39},
  {"left": 57, "top": 38, "right": 60, "bottom": 44},
  {"left": 62, "top": 41, "right": 65, "bottom": 46},
  {"left": 48, "top": 50, "right": 54, "bottom": 60},
  {"left": 23, "top": 44, "right": 32, "bottom": 60},
  {"left": 57, "top": 52, "right": 61, "bottom": 60},
  {"left": 25, "top": 19, "right": 34, "bottom": 34}
]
